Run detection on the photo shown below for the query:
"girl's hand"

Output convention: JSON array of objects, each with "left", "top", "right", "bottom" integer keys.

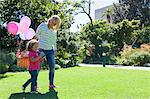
[{"left": 40, "top": 52, "right": 45, "bottom": 57}]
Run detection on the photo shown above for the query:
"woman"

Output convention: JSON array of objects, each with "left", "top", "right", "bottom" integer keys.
[{"left": 35, "top": 15, "right": 61, "bottom": 89}]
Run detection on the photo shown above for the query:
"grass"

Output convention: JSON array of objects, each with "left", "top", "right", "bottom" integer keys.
[{"left": 0, "top": 67, "right": 150, "bottom": 99}]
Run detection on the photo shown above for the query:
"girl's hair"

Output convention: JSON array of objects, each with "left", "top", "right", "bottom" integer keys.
[
  {"left": 26, "top": 39, "right": 38, "bottom": 51},
  {"left": 48, "top": 15, "right": 61, "bottom": 30}
]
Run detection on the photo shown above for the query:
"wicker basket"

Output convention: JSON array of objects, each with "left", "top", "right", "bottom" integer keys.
[{"left": 17, "top": 57, "right": 29, "bottom": 68}]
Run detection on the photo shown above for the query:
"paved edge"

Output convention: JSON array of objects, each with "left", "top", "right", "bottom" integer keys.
[{"left": 78, "top": 63, "right": 150, "bottom": 71}]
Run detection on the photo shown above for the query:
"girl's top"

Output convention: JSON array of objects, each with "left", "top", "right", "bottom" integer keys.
[
  {"left": 36, "top": 22, "right": 57, "bottom": 50},
  {"left": 28, "top": 51, "right": 40, "bottom": 70}
]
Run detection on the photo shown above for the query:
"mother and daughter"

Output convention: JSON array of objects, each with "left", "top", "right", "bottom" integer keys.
[{"left": 16, "top": 15, "right": 61, "bottom": 93}]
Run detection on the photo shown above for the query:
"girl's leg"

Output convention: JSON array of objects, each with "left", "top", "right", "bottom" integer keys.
[
  {"left": 35, "top": 49, "right": 42, "bottom": 89},
  {"left": 22, "top": 71, "right": 32, "bottom": 89},
  {"left": 35, "top": 70, "right": 40, "bottom": 91},
  {"left": 30, "top": 70, "right": 38, "bottom": 92}
]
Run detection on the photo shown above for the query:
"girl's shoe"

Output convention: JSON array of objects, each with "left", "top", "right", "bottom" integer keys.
[
  {"left": 34, "top": 86, "right": 39, "bottom": 91},
  {"left": 22, "top": 86, "right": 25, "bottom": 93}
]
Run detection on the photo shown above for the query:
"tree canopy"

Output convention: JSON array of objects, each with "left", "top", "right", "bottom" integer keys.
[{"left": 112, "top": 0, "right": 150, "bottom": 26}]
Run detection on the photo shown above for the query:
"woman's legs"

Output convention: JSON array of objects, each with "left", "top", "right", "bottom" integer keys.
[{"left": 41, "top": 49, "right": 55, "bottom": 85}]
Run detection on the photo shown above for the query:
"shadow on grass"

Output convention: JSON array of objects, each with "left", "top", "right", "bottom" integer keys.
[
  {"left": 9, "top": 89, "right": 58, "bottom": 99},
  {"left": 0, "top": 74, "right": 14, "bottom": 80}
]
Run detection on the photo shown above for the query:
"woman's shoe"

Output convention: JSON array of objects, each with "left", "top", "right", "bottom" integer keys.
[{"left": 49, "top": 84, "right": 56, "bottom": 89}]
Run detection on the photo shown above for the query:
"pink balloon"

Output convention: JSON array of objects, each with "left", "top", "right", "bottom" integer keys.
[
  {"left": 20, "top": 16, "right": 31, "bottom": 26},
  {"left": 24, "top": 28, "right": 35, "bottom": 40},
  {"left": 7, "top": 21, "right": 19, "bottom": 35},
  {"left": 19, "top": 21, "right": 29, "bottom": 33}
]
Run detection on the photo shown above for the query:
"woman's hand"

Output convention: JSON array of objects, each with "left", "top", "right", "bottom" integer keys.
[
  {"left": 55, "top": 50, "right": 57, "bottom": 56},
  {"left": 33, "top": 36, "right": 38, "bottom": 40}
]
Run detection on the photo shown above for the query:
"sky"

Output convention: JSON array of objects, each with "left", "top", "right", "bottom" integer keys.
[{"left": 56, "top": 0, "right": 119, "bottom": 32}]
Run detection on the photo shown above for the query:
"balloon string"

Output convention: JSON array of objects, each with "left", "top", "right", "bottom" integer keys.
[
  {"left": 18, "top": 40, "right": 23, "bottom": 49},
  {"left": 16, "top": 40, "right": 23, "bottom": 57}
]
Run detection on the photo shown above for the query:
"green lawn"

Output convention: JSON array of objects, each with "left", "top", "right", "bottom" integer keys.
[{"left": 0, "top": 67, "right": 150, "bottom": 99}]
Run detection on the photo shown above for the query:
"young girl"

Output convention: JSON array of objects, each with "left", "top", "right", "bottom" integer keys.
[
  {"left": 22, "top": 39, "right": 45, "bottom": 93},
  {"left": 35, "top": 15, "right": 61, "bottom": 89}
]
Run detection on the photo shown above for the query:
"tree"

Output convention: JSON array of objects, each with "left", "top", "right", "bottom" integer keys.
[
  {"left": 112, "top": 3, "right": 129, "bottom": 23},
  {"left": 112, "top": 19, "right": 140, "bottom": 53},
  {"left": 112, "top": 0, "right": 150, "bottom": 26},
  {"left": 0, "top": 0, "right": 21, "bottom": 51},
  {"left": 80, "top": 19, "right": 142, "bottom": 64},
  {"left": 73, "top": 0, "right": 93, "bottom": 27},
  {"left": 80, "top": 20, "right": 114, "bottom": 63},
  {"left": 102, "top": 8, "right": 113, "bottom": 23}
]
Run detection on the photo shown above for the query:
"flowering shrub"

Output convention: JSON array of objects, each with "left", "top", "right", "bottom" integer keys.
[{"left": 116, "top": 44, "right": 150, "bottom": 66}]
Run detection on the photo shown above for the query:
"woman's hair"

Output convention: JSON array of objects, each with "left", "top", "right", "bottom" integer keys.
[
  {"left": 48, "top": 15, "right": 61, "bottom": 30},
  {"left": 26, "top": 39, "right": 38, "bottom": 51}
]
